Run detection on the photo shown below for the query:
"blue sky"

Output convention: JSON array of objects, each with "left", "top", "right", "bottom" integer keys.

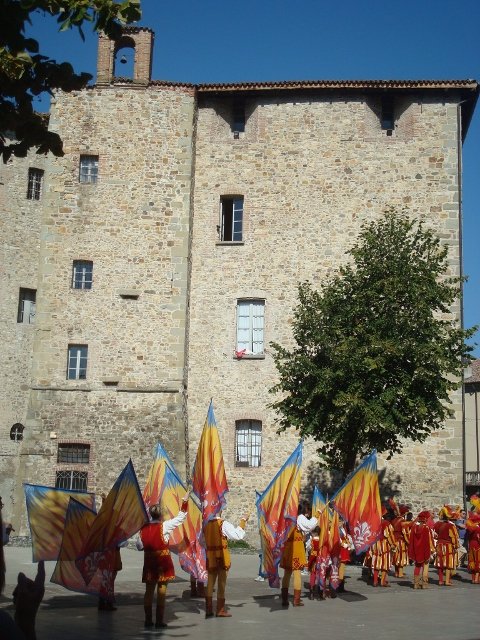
[{"left": 27, "top": 0, "right": 480, "bottom": 355}]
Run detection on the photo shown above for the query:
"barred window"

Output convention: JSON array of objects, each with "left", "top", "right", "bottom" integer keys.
[
  {"left": 235, "top": 420, "right": 262, "bottom": 467},
  {"left": 10, "top": 423, "right": 24, "bottom": 442},
  {"left": 72, "top": 261, "right": 93, "bottom": 290},
  {"left": 55, "top": 470, "right": 88, "bottom": 492},
  {"left": 27, "top": 168, "right": 44, "bottom": 200},
  {"left": 57, "top": 443, "right": 90, "bottom": 464},
  {"left": 79, "top": 155, "right": 98, "bottom": 184}
]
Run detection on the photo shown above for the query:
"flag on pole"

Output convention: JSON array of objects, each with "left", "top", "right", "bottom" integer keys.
[
  {"left": 330, "top": 450, "right": 382, "bottom": 554},
  {"left": 192, "top": 400, "right": 228, "bottom": 524},
  {"left": 51, "top": 498, "right": 107, "bottom": 596},
  {"left": 143, "top": 442, "right": 177, "bottom": 508},
  {"left": 143, "top": 442, "right": 207, "bottom": 582},
  {"left": 24, "top": 484, "right": 95, "bottom": 562},
  {"left": 312, "top": 486, "right": 327, "bottom": 517},
  {"left": 256, "top": 441, "right": 302, "bottom": 588},
  {"left": 76, "top": 459, "right": 148, "bottom": 585}
]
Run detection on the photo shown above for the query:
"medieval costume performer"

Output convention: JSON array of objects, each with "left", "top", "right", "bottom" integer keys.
[
  {"left": 369, "top": 509, "right": 396, "bottom": 587},
  {"left": 307, "top": 527, "right": 322, "bottom": 600},
  {"left": 408, "top": 510, "right": 435, "bottom": 589},
  {"left": 434, "top": 505, "right": 460, "bottom": 586},
  {"left": 203, "top": 513, "right": 249, "bottom": 618},
  {"left": 390, "top": 501, "right": 412, "bottom": 578},
  {"left": 466, "top": 495, "right": 480, "bottom": 584},
  {"left": 336, "top": 520, "right": 354, "bottom": 592},
  {"left": 136, "top": 488, "right": 190, "bottom": 628},
  {"left": 280, "top": 503, "right": 318, "bottom": 607},
  {"left": 308, "top": 521, "right": 340, "bottom": 601}
]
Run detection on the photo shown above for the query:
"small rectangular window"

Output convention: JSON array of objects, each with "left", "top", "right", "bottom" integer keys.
[
  {"left": 57, "top": 443, "right": 90, "bottom": 464},
  {"left": 235, "top": 420, "right": 262, "bottom": 467},
  {"left": 232, "top": 102, "right": 245, "bottom": 133},
  {"left": 67, "top": 344, "right": 88, "bottom": 380},
  {"left": 221, "top": 196, "right": 243, "bottom": 242},
  {"left": 55, "top": 470, "right": 88, "bottom": 491},
  {"left": 79, "top": 155, "right": 98, "bottom": 184},
  {"left": 236, "top": 299, "right": 264, "bottom": 354},
  {"left": 17, "top": 288, "right": 36, "bottom": 324},
  {"left": 72, "top": 260, "right": 93, "bottom": 290},
  {"left": 27, "top": 168, "right": 44, "bottom": 200},
  {"left": 380, "top": 95, "right": 395, "bottom": 130}
]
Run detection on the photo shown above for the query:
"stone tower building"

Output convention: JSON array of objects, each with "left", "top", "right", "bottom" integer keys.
[{"left": 0, "top": 27, "right": 478, "bottom": 532}]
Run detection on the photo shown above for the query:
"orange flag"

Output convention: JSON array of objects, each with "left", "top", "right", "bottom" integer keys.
[
  {"left": 192, "top": 401, "right": 228, "bottom": 524},
  {"left": 331, "top": 450, "right": 382, "bottom": 553}
]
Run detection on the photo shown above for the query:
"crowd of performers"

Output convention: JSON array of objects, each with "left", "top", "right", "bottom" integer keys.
[
  {"left": 2, "top": 490, "right": 480, "bottom": 635},
  {"left": 133, "top": 493, "right": 480, "bottom": 627}
]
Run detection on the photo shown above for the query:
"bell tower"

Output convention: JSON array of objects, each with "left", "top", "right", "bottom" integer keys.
[{"left": 96, "top": 27, "right": 154, "bottom": 86}]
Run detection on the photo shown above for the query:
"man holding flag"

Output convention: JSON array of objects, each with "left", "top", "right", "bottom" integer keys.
[{"left": 192, "top": 401, "right": 251, "bottom": 619}]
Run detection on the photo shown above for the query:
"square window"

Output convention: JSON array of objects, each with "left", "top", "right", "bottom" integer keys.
[
  {"left": 17, "top": 288, "right": 36, "bottom": 324},
  {"left": 236, "top": 299, "right": 264, "bottom": 355},
  {"left": 57, "top": 443, "right": 90, "bottom": 464},
  {"left": 220, "top": 196, "right": 243, "bottom": 242},
  {"left": 79, "top": 155, "right": 99, "bottom": 184},
  {"left": 67, "top": 344, "right": 88, "bottom": 380},
  {"left": 72, "top": 261, "right": 93, "bottom": 290},
  {"left": 27, "top": 168, "right": 44, "bottom": 200},
  {"left": 235, "top": 420, "right": 262, "bottom": 467},
  {"left": 55, "top": 470, "right": 88, "bottom": 492}
]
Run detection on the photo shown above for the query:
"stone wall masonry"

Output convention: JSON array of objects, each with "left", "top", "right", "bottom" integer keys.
[
  {"left": 0, "top": 150, "right": 45, "bottom": 520},
  {"left": 187, "top": 92, "right": 464, "bottom": 531},
  {"left": 0, "top": 77, "right": 471, "bottom": 539},
  {"left": 10, "top": 84, "right": 195, "bottom": 532}
]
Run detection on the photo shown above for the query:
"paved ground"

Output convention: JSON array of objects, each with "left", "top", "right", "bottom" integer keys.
[{"left": 1, "top": 547, "right": 479, "bottom": 640}]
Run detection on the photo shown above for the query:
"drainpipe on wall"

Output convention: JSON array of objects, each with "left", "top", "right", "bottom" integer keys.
[{"left": 457, "top": 99, "right": 467, "bottom": 510}]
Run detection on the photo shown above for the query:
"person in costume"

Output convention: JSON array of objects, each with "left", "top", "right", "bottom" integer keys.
[
  {"left": 456, "top": 509, "right": 468, "bottom": 567},
  {"left": 307, "top": 526, "right": 321, "bottom": 599},
  {"left": 390, "top": 500, "right": 412, "bottom": 578},
  {"left": 408, "top": 510, "right": 435, "bottom": 589},
  {"left": 307, "top": 523, "right": 338, "bottom": 600},
  {"left": 203, "top": 511, "right": 250, "bottom": 618},
  {"left": 434, "top": 505, "right": 460, "bottom": 586},
  {"left": 369, "top": 508, "right": 396, "bottom": 587},
  {"left": 466, "top": 495, "right": 480, "bottom": 584},
  {"left": 337, "top": 519, "right": 354, "bottom": 592},
  {"left": 136, "top": 486, "right": 191, "bottom": 628},
  {"left": 280, "top": 502, "right": 319, "bottom": 607}
]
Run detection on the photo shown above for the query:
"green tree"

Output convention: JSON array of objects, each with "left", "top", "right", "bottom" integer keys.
[
  {"left": 0, "top": 0, "right": 141, "bottom": 162},
  {"left": 270, "top": 210, "right": 475, "bottom": 478}
]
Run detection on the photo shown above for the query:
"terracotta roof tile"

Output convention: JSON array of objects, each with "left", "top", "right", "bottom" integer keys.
[{"left": 195, "top": 79, "right": 478, "bottom": 92}]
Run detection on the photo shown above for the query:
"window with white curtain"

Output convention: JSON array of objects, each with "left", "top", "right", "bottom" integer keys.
[
  {"left": 236, "top": 299, "right": 264, "bottom": 354},
  {"left": 235, "top": 420, "right": 262, "bottom": 467}
]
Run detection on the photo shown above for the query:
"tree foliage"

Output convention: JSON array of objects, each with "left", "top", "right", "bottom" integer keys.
[
  {"left": 0, "top": 0, "right": 141, "bottom": 162},
  {"left": 270, "top": 210, "right": 476, "bottom": 478}
]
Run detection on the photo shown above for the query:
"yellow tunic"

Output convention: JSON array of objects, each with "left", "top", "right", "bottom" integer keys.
[
  {"left": 204, "top": 518, "right": 231, "bottom": 572},
  {"left": 280, "top": 527, "right": 307, "bottom": 571}
]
